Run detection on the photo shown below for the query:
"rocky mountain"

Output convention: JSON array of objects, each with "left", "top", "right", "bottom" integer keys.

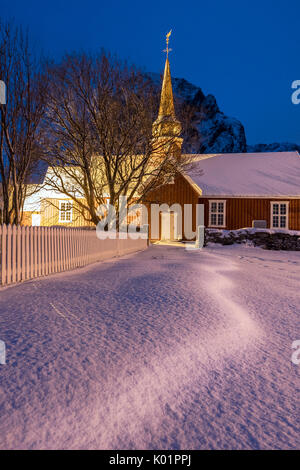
[
  {"left": 147, "top": 73, "right": 299, "bottom": 154},
  {"left": 147, "top": 73, "right": 247, "bottom": 154},
  {"left": 181, "top": 92, "right": 247, "bottom": 154}
]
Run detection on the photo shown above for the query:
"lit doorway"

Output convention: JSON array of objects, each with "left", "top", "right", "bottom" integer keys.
[{"left": 160, "top": 211, "right": 180, "bottom": 240}]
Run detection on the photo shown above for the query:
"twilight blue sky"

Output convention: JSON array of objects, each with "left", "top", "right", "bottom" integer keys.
[{"left": 2, "top": 0, "right": 300, "bottom": 145}]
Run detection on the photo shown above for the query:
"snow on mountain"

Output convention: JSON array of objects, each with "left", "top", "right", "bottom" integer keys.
[
  {"left": 248, "top": 142, "right": 300, "bottom": 153},
  {"left": 187, "top": 94, "right": 247, "bottom": 154}
]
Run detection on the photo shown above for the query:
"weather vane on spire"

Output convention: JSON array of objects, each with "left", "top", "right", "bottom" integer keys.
[{"left": 163, "top": 30, "right": 172, "bottom": 58}]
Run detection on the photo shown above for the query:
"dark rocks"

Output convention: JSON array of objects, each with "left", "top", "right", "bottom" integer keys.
[
  {"left": 205, "top": 229, "right": 300, "bottom": 251},
  {"left": 180, "top": 93, "right": 247, "bottom": 154}
]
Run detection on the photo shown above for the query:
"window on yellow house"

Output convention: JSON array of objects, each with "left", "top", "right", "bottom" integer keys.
[{"left": 59, "top": 200, "right": 73, "bottom": 223}]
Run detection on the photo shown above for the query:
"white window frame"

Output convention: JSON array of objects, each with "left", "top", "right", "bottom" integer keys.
[
  {"left": 208, "top": 200, "right": 226, "bottom": 228},
  {"left": 270, "top": 201, "right": 289, "bottom": 229},
  {"left": 59, "top": 200, "right": 73, "bottom": 223}
]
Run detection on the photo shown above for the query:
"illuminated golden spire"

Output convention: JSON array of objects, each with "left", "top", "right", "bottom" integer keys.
[
  {"left": 157, "top": 57, "right": 176, "bottom": 119},
  {"left": 152, "top": 31, "right": 182, "bottom": 139}
]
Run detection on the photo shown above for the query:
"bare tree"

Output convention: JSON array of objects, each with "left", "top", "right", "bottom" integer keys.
[
  {"left": 0, "top": 21, "right": 47, "bottom": 225},
  {"left": 43, "top": 52, "right": 195, "bottom": 226}
]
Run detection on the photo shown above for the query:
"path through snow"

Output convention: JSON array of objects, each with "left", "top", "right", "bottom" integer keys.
[{"left": 0, "top": 244, "right": 299, "bottom": 449}]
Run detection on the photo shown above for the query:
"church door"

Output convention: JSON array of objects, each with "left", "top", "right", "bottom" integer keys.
[{"left": 160, "top": 211, "right": 179, "bottom": 240}]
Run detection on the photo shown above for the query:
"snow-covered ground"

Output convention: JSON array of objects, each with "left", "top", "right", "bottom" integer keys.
[{"left": 0, "top": 244, "right": 299, "bottom": 450}]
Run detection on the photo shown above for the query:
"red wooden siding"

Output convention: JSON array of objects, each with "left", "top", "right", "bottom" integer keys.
[
  {"left": 200, "top": 197, "right": 300, "bottom": 230},
  {"left": 145, "top": 173, "right": 199, "bottom": 240}
]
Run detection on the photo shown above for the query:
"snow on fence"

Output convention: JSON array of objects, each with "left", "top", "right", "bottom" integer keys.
[{"left": 0, "top": 225, "right": 148, "bottom": 286}]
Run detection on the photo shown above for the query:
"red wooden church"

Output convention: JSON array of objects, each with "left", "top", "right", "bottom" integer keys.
[{"left": 146, "top": 54, "right": 300, "bottom": 240}]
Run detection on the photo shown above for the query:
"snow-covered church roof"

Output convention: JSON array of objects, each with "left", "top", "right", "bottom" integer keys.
[{"left": 183, "top": 151, "right": 300, "bottom": 197}]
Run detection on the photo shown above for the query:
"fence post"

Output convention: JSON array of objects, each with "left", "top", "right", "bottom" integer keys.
[
  {"left": 41, "top": 226, "right": 45, "bottom": 276},
  {"left": 12, "top": 225, "right": 17, "bottom": 283},
  {"left": 44, "top": 227, "right": 48, "bottom": 276},
  {"left": 62, "top": 228, "right": 66, "bottom": 271},
  {"left": 46, "top": 227, "right": 50, "bottom": 274},
  {"left": 53, "top": 228, "right": 57, "bottom": 273},
  {"left": 66, "top": 229, "right": 70, "bottom": 270},
  {"left": 49, "top": 227, "right": 54, "bottom": 274},
  {"left": 25, "top": 226, "right": 29, "bottom": 280},
  {"left": 1, "top": 225, "right": 7, "bottom": 285},
  {"left": 16, "top": 225, "right": 21, "bottom": 282},
  {"left": 6, "top": 225, "right": 12, "bottom": 285},
  {"left": 34, "top": 226, "right": 38, "bottom": 277},
  {"left": 29, "top": 226, "right": 34, "bottom": 279},
  {"left": 78, "top": 229, "right": 81, "bottom": 266},
  {"left": 70, "top": 229, "right": 75, "bottom": 269},
  {"left": 56, "top": 228, "right": 60, "bottom": 272},
  {"left": 21, "top": 226, "right": 26, "bottom": 281}
]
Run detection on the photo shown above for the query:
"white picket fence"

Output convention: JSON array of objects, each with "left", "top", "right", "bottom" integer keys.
[{"left": 0, "top": 225, "right": 148, "bottom": 286}]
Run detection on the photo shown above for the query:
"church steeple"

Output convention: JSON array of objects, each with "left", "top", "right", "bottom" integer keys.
[
  {"left": 152, "top": 31, "right": 183, "bottom": 156},
  {"left": 157, "top": 57, "right": 176, "bottom": 120}
]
